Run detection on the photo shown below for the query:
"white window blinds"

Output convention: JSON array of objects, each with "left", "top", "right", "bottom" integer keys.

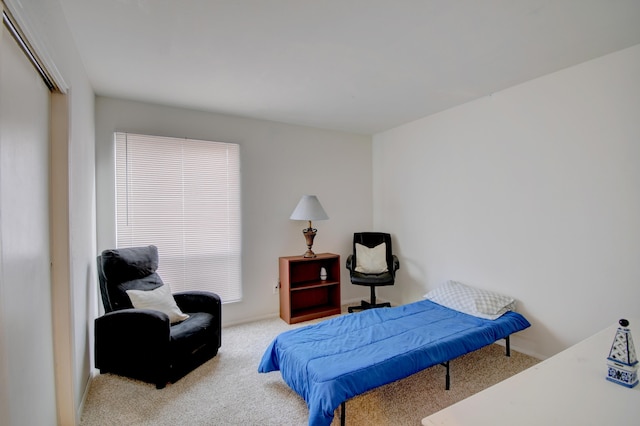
[{"left": 115, "top": 132, "right": 241, "bottom": 303}]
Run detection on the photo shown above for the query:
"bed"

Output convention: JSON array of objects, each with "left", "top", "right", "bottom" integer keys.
[{"left": 258, "top": 281, "right": 531, "bottom": 426}]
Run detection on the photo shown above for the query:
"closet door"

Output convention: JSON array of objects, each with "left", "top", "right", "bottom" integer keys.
[{"left": 0, "top": 19, "right": 57, "bottom": 426}]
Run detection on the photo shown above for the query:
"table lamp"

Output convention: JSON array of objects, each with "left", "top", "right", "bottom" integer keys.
[{"left": 290, "top": 195, "right": 328, "bottom": 258}]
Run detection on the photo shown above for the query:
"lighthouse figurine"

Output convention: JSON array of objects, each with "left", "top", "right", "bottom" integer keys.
[{"left": 606, "top": 319, "right": 638, "bottom": 388}]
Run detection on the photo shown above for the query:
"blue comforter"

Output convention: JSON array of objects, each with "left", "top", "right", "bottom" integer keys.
[{"left": 258, "top": 299, "right": 530, "bottom": 426}]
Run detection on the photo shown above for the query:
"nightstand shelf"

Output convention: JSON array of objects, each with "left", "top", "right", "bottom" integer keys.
[
  {"left": 279, "top": 253, "right": 341, "bottom": 324},
  {"left": 290, "top": 280, "right": 338, "bottom": 291}
]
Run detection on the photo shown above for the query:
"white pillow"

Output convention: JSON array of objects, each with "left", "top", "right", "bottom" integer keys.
[
  {"left": 126, "top": 284, "right": 189, "bottom": 324},
  {"left": 354, "top": 242, "right": 388, "bottom": 274},
  {"left": 423, "top": 280, "right": 516, "bottom": 320}
]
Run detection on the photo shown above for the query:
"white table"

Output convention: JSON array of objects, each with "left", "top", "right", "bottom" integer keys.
[{"left": 422, "top": 319, "right": 640, "bottom": 425}]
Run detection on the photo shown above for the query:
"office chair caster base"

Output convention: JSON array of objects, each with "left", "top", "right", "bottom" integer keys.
[{"left": 347, "top": 300, "right": 391, "bottom": 313}]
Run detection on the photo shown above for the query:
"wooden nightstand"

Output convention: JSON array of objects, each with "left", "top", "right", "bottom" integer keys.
[{"left": 279, "top": 253, "right": 341, "bottom": 324}]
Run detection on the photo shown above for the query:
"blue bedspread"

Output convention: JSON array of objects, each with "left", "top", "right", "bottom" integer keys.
[{"left": 258, "top": 299, "right": 530, "bottom": 426}]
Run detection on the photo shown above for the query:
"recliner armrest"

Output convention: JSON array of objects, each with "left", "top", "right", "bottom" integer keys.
[
  {"left": 94, "top": 308, "right": 171, "bottom": 371},
  {"left": 173, "top": 291, "right": 221, "bottom": 315},
  {"left": 95, "top": 308, "right": 170, "bottom": 337},
  {"left": 173, "top": 291, "right": 222, "bottom": 349}
]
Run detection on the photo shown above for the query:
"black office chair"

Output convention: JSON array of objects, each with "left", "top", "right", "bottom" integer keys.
[{"left": 346, "top": 232, "right": 399, "bottom": 313}]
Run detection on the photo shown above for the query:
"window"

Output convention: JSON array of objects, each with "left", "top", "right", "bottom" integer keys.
[{"left": 115, "top": 132, "right": 241, "bottom": 303}]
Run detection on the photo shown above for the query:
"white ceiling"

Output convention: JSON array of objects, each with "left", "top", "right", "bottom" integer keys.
[{"left": 58, "top": 0, "right": 640, "bottom": 135}]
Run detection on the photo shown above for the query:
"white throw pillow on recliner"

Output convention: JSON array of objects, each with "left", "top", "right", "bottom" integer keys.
[
  {"left": 126, "top": 284, "right": 189, "bottom": 324},
  {"left": 354, "top": 242, "right": 388, "bottom": 274}
]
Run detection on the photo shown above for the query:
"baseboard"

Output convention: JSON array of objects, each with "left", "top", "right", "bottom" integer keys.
[
  {"left": 222, "top": 312, "right": 280, "bottom": 328},
  {"left": 492, "top": 339, "right": 546, "bottom": 361},
  {"left": 222, "top": 298, "right": 401, "bottom": 329},
  {"left": 77, "top": 369, "right": 99, "bottom": 423}
]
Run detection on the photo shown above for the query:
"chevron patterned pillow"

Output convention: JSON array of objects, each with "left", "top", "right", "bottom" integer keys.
[{"left": 424, "top": 280, "right": 516, "bottom": 320}]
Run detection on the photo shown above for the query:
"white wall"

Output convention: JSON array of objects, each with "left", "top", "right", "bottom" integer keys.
[
  {"left": 373, "top": 44, "right": 640, "bottom": 359},
  {"left": 1, "top": 0, "right": 96, "bottom": 424},
  {"left": 95, "top": 97, "right": 373, "bottom": 326}
]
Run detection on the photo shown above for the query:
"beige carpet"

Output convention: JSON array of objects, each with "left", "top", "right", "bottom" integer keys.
[{"left": 80, "top": 313, "right": 539, "bottom": 426}]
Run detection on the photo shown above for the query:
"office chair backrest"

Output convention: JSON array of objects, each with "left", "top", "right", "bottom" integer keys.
[{"left": 352, "top": 232, "right": 394, "bottom": 270}]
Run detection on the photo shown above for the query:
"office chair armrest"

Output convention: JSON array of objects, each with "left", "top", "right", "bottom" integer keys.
[
  {"left": 392, "top": 255, "right": 400, "bottom": 272},
  {"left": 346, "top": 254, "right": 354, "bottom": 271},
  {"left": 347, "top": 254, "right": 399, "bottom": 273}
]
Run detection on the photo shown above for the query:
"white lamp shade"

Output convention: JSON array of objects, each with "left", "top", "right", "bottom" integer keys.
[{"left": 290, "top": 195, "right": 329, "bottom": 221}]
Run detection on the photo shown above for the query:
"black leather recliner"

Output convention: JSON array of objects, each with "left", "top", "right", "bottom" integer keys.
[
  {"left": 346, "top": 232, "right": 400, "bottom": 313},
  {"left": 95, "top": 245, "right": 221, "bottom": 388}
]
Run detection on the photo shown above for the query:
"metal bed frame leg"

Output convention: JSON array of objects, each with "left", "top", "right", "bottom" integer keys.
[
  {"left": 340, "top": 401, "right": 346, "bottom": 426},
  {"left": 440, "top": 361, "right": 450, "bottom": 390},
  {"left": 438, "top": 335, "right": 511, "bottom": 392}
]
